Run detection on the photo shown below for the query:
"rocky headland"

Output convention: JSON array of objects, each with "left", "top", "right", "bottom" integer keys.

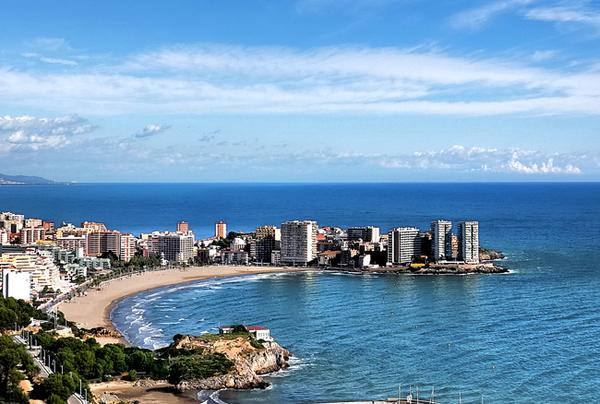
[{"left": 162, "top": 331, "right": 291, "bottom": 392}]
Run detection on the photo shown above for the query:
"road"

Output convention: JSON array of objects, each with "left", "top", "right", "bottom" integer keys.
[{"left": 12, "top": 334, "right": 88, "bottom": 404}]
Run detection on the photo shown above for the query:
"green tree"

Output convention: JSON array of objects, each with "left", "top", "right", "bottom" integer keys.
[{"left": 0, "top": 335, "right": 36, "bottom": 401}]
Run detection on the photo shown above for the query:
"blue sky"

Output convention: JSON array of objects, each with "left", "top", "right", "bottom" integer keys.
[{"left": 1, "top": 0, "right": 600, "bottom": 182}]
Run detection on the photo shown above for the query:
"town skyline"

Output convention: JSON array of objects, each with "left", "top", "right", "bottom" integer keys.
[{"left": 2, "top": 1, "right": 600, "bottom": 182}]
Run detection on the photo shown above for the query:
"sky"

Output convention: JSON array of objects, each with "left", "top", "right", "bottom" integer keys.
[{"left": 1, "top": 0, "right": 600, "bottom": 182}]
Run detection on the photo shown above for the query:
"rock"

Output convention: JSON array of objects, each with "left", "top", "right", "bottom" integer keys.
[
  {"left": 172, "top": 336, "right": 291, "bottom": 391},
  {"left": 479, "top": 247, "right": 505, "bottom": 261}
]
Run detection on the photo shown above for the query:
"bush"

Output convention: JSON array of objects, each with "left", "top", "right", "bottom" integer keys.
[
  {"left": 167, "top": 353, "right": 234, "bottom": 385},
  {"left": 125, "top": 369, "right": 138, "bottom": 381}
]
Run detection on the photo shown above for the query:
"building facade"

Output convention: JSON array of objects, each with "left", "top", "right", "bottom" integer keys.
[
  {"left": 347, "top": 226, "right": 380, "bottom": 243},
  {"left": 431, "top": 219, "right": 453, "bottom": 261},
  {"left": 281, "top": 220, "right": 318, "bottom": 265},
  {"left": 387, "top": 227, "right": 421, "bottom": 264},
  {"left": 215, "top": 221, "right": 227, "bottom": 239},
  {"left": 459, "top": 221, "right": 480, "bottom": 264},
  {"left": 86, "top": 231, "right": 121, "bottom": 257}
]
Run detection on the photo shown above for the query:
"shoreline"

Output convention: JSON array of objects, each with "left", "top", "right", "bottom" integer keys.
[{"left": 58, "top": 265, "right": 308, "bottom": 345}]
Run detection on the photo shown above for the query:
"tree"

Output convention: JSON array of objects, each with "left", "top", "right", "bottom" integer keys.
[{"left": 0, "top": 336, "right": 36, "bottom": 402}]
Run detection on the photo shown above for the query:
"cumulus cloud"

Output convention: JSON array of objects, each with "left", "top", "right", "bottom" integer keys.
[
  {"left": 134, "top": 123, "right": 171, "bottom": 138},
  {"left": 0, "top": 115, "right": 95, "bottom": 152},
  {"left": 376, "top": 145, "right": 585, "bottom": 175}
]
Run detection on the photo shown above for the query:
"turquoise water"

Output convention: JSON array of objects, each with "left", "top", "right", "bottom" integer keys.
[{"left": 3, "top": 183, "right": 600, "bottom": 402}]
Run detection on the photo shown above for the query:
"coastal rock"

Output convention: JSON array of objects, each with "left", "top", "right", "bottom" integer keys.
[
  {"left": 173, "top": 336, "right": 290, "bottom": 391},
  {"left": 479, "top": 247, "right": 505, "bottom": 261}
]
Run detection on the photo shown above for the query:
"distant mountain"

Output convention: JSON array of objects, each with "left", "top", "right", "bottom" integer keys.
[{"left": 0, "top": 173, "right": 61, "bottom": 185}]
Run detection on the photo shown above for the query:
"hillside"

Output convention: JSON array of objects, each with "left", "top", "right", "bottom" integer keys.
[{"left": 0, "top": 173, "right": 59, "bottom": 185}]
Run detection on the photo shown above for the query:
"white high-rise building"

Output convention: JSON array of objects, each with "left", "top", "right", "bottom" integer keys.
[
  {"left": 281, "top": 220, "right": 318, "bottom": 265},
  {"left": 387, "top": 227, "right": 421, "bottom": 264},
  {"left": 2, "top": 269, "right": 31, "bottom": 301},
  {"left": 431, "top": 220, "right": 453, "bottom": 261},
  {"left": 459, "top": 221, "right": 479, "bottom": 264}
]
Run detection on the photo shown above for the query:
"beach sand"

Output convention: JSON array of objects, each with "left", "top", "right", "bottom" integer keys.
[
  {"left": 90, "top": 380, "right": 198, "bottom": 404},
  {"left": 58, "top": 265, "right": 302, "bottom": 344}
]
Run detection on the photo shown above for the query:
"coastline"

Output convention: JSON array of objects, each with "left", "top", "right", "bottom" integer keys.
[{"left": 58, "top": 265, "right": 307, "bottom": 345}]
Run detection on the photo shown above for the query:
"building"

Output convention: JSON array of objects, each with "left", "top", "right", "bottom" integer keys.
[
  {"left": 280, "top": 220, "right": 318, "bottom": 265},
  {"left": 251, "top": 226, "right": 280, "bottom": 263},
  {"left": 215, "top": 221, "right": 227, "bottom": 239},
  {"left": 431, "top": 220, "right": 453, "bottom": 261},
  {"left": 0, "top": 212, "right": 25, "bottom": 233},
  {"left": 81, "top": 221, "right": 107, "bottom": 232},
  {"left": 246, "top": 325, "right": 272, "bottom": 342},
  {"left": 270, "top": 250, "right": 281, "bottom": 266},
  {"left": 220, "top": 250, "right": 249, "bottom": 265},
  {"left": 387, "top": 227, "right": 421, "bottom": 264},
  {"left": 177, "top": 221, "right": 189, "bottom": 233},
  {"left": 86, "top": 231, "right": 121, "bottom": 258},
  {"left": 0, "top": 229, "right": 9, "bottom": 245},
  {"left": 157, "top": 233, "right": 194, "bottom": 262},
  {"left": 450, "top": 234, "right": 460, "bottom": 260},
  {"left": 0, "top": 251, "right": 61, "bottom": 293},
  {"left": 347, "top": 226, "right": 380, "bottom": 243},
  {"left": 25, "top": 218, "right": 43, "bottom": 228},
  {"left": 56, "top": 235, "right": 87, "bottom": 252},
  {"left": 20, "top": 226, "right": 46, "bottom": 245},
  {"left": 120, "top": 233, "right": 136, "bottom": 262},
  {"left": 2, "top": 269, "right": 31, "bottom": 301},
  {"left": 459, "top": 221, "right": 479, "bottom": 264}
]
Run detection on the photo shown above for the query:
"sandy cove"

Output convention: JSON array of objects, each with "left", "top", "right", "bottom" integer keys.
[{"left": 58, "top": 265, "right": 304, "bottom": 345}]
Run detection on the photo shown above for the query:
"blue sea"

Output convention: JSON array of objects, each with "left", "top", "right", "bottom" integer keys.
[{"left": 2, "top": 183, "right": 600, "bottom": 403}]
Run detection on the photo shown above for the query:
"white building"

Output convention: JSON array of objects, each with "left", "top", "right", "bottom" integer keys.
[
  {"left": 2, "top": 269, "right": 31, "bottom": 301},
  {"left": 246, "top": 325, "right": 273, "bottom": 342},
  {"left": 459, "top": 221, "right": 480, "bottom": 264},
  {"left": 431, "top": 220, "right": 453, "bottom": 261},
  {"left": 280, "top": 220, "right": 318, "bottom": 265},
  {"left": 0, "top": 229, "right": 8, "bottom": 245},
  {"left": 387, "top": 227, "right": 421, "bottom": 264},
  {"left": 142, "top": 232, "right": 194, "bottom": 262}
]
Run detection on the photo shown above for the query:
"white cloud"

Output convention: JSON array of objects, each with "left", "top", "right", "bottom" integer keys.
[
  {"left": 449, "top": 0, "right": 535, "bottom": 30},
  {"left": 531, "top": 50, "right": 558, "bottom": 62},
  {"left": 0, "top": 44, "right": 600, "bottom": 115},
  {"left": 134, "top": 123, "right": 171, "bottom": 138},
  {"left": 376, "top": 145, "right": 585, "bottom": 175},
  {"left": 21, "top": 52, "right": 78, "bottom": 66},
  {"left": 0, "top": 115, "right": 95, "bottom": 152},
  {"left": 525, "top": 5, "right": 600, "bottom": 30}
]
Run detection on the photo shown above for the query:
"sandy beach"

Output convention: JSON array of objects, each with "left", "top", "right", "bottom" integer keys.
[{"left": 58, "top": 265, "right": 303, "bottom": 344}]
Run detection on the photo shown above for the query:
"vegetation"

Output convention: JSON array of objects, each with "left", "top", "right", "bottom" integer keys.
[
  {"left": 0, "top": 297, "right": 46, "bottom": 331},
  {"left": 167, "top": 353, "right": 233, "bottom": 385},
  {"left": 0, "top": 336, "right": 37, "bottom": 404},
  {"left": 212, "top": 231, "right": 245, "bottom": 248}
]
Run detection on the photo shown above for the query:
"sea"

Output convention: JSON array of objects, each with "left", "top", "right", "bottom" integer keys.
[{"left": 2, "top": 183, "right": 600, "bottom": 403}]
